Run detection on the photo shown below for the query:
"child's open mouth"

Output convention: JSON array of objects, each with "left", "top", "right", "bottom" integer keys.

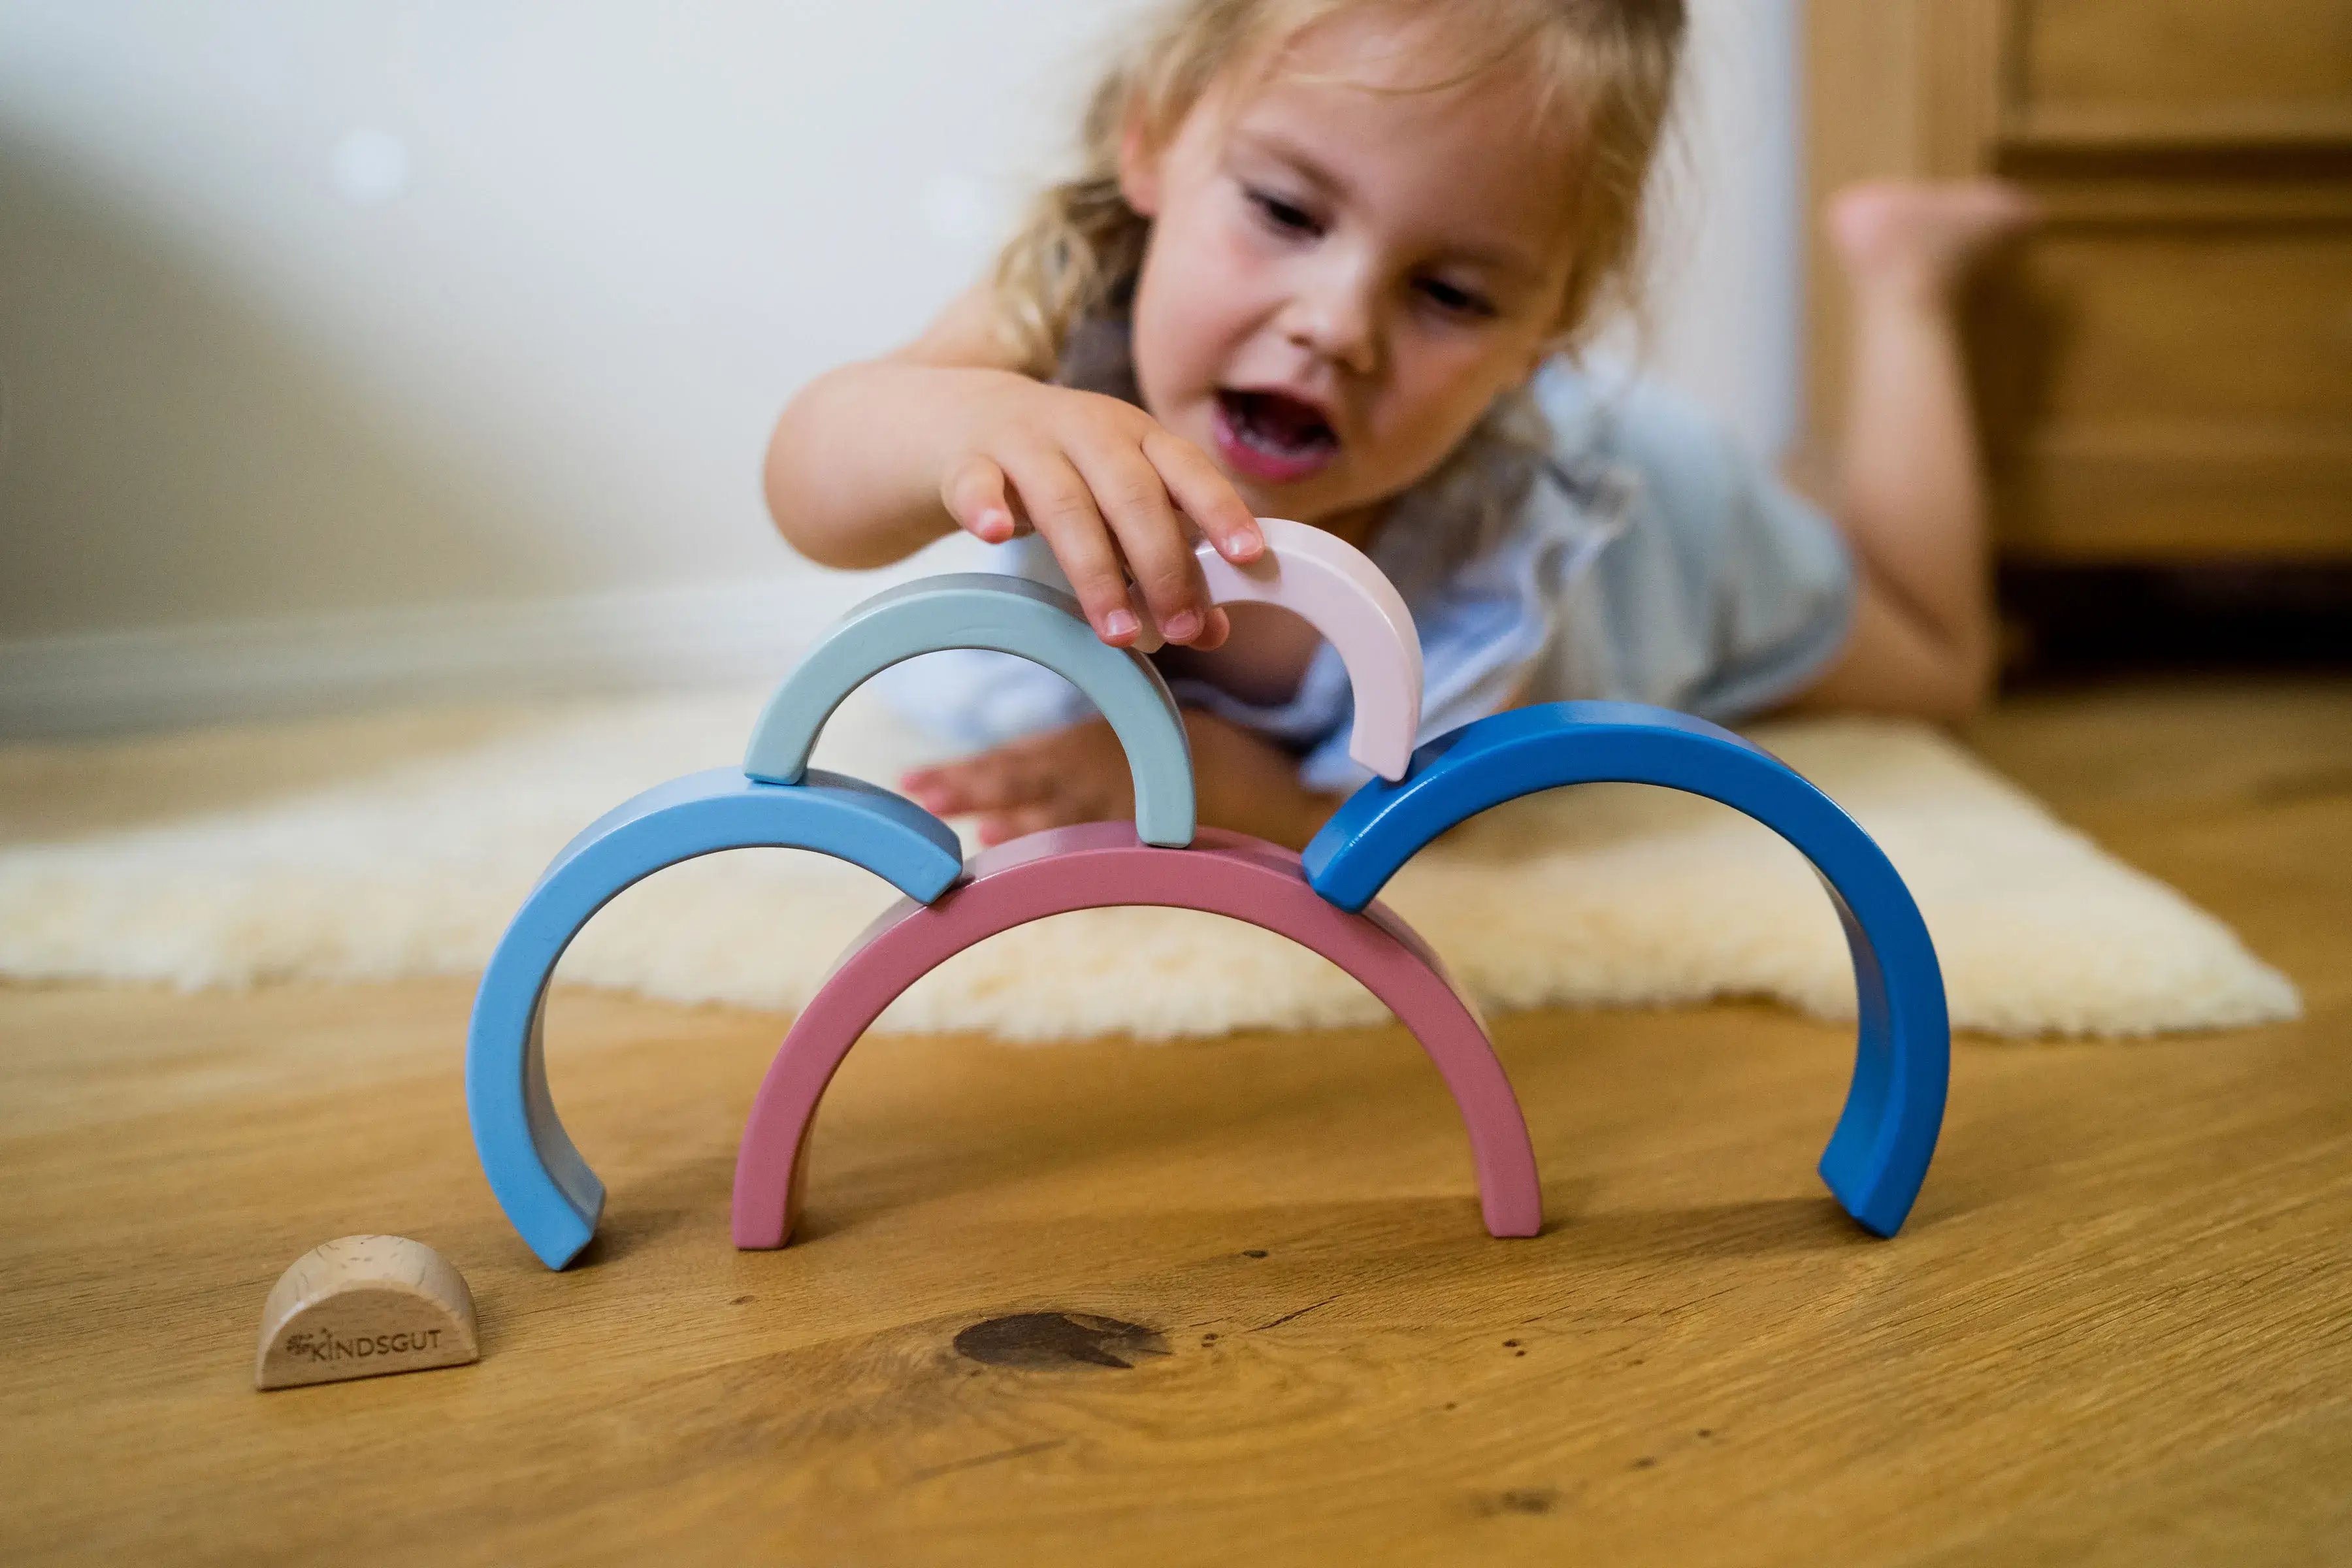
[{"left": 1212, "top": 389, "right": 1339, "bottom": 485}]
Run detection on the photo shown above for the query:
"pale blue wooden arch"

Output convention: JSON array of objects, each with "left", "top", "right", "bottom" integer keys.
[
  {"left": 466, "top": 767, "right": 964, "bottom": 1269},
  {"left": 742, "top": 574, "right": 1197, "bottom": 847},
  {"left": 1303, "top": 702, "right": 1950, "bottom": 1237}
]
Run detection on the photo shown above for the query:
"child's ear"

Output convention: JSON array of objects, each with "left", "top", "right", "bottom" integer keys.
[{"left": 1117, "top": 106, "right": 1164, "bottom": 217}]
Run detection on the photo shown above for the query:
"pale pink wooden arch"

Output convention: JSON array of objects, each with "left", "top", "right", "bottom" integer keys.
[
  {"left": 1194, "top": 517, "right": 1425, "bottom": 780},
  {"left": 732, "top": 822, "right": 1541, "bottom": 1249}
]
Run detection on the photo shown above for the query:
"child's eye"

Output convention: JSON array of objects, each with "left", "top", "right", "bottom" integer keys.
[
  {"left": 1247, "top": 188, "right": 1322, "bottom": 238},
  {"left": 1417, "top": 276, "right": 1496, "bottom": 319}
]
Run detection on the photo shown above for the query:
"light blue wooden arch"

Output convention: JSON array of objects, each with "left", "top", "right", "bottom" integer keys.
[
  {"left": 466, "top": 766, "right": 964, "bottom": 1269},
  {"left": 742, "top": 574, "right": 1197, "bottom": 847},
  {"left": 1303, "top": 702, "right": 1950, "bottom": 1237}
]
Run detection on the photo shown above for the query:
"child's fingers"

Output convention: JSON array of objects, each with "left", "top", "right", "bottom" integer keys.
[
  {"left": 975, "top": 803, "right": 1072, "bottom": 847},
  {"left": 898, "top": 749, "right": 1054, "bottom": 817},
  {"left": 896, "top": 764, "right": 984, "bottom": 817},
  {"left": 896, "top": 760, "right": 968, "bottom": 816},
  {"left": 1000, "top": 450, "right": 1142, "bottom": 645},
  {"left": 1143, "top": 429, "right": 1264, "bottom": 563},
  {"left": 1121, "top": 583, "right": 1166, "bottom": 655},
  {"left": 939, "top": 455, "right": 1021, "bottom": 544},
  {"left": 894, "top": 768, "right": 960, "bottom": 817},
  {"left": 1071, "top": 442, "right": 1213, "bottom": 645}
]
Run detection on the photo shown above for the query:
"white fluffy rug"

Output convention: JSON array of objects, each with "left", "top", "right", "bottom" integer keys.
[{"left": 0, "top": 687, "right": 2300, "bottom": 1040}]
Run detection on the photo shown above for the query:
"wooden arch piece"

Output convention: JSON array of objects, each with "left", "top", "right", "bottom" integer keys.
[
  {"left": 466, "top": 767, "right": 966, "bottom": 1269},
  {"left": 1194, "top": 517, "right": 1425, "bottom": 780},
  {"left": 732, "top": 823, "right": 1543, "bottom": 1250},
  {"left": 1303, "top": 701, "right": 1951, "bottom": 1238},
  {"left": 742, "top": 574, "right": 1197, "bottom": 846}
]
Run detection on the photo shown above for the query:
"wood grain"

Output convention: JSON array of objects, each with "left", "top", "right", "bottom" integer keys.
[
  {"left": 253, "top": 1234, "right": 478, "bottom": 1390},
  {"left": 4, "top": 680, "right": 2349, "bottom": 1565},
  {"left": 2011, "top": 0, "right": 2352, "bottom": 129}
]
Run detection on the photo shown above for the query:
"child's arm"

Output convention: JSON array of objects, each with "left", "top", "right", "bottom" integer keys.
[
  {"left": 900, "top": 708, "right": 1347, "bottom": 851},
  {"left": 1795, "top": 553, "right": 1994, "bottom": 722},
  {"left": 763, "top": 284, "right": 1264, "bottom": 649}
]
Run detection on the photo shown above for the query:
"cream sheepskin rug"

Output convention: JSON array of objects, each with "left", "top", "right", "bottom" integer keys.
[{"left": 0, "top": 687, "right": 2300, "bottom": 1039}]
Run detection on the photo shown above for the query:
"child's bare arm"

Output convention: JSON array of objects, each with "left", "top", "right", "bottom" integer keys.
[
  {"left": 1796, "top": 568, "right": 1993, "bottom": 721},
  {"left": 900, "top": 708, "right": 1345, "bottom": 851},
  {"left": 762, "top": 284, "right": 1263, "bottom": 648}
]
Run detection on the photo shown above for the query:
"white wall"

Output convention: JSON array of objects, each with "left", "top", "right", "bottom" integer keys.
[
  {"left": 0, "top": 0, "right": 1799, "bottom": 733},
  {"left": 1645, "top": 0, "right": 1805, "bottom": 461}
]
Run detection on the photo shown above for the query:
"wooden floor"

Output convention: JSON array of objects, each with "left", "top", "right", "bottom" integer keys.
[{"left": 5, "top": 678, "right": 2349, "bottom": 1566}]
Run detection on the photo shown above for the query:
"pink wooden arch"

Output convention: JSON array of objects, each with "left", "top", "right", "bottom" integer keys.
[
  {"left": 732, "top": 823, "right": 1541, "bottom": 1249},
  {"left": 1194, "top": 518, "right": 1425, "bottom": 780}
]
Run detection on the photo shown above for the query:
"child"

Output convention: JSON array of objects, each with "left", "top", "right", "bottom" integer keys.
[{"left": 764, "top": 0, "right": 2032, "bottom": 850}]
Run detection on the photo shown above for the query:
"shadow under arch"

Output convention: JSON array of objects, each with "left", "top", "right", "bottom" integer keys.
[
  {"left": 1303, "top": 702, "right": 1950, "bottom": 1238},
  {"left": 732, "top": 822, "right": 1543, "bottom": 1250},
  {"left": 466, "top": 767, "right": 965, "bottom": 1270}
]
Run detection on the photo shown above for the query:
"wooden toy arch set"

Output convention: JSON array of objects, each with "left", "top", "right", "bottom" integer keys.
[{"left": 467, "top": 521, "right": 1952, "bottom": 1272}]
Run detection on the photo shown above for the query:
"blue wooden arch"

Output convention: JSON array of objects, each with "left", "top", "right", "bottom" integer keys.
[
  {"left": 1301, "top": 702, "right": 1950, "bottom": 1237},
  {"left": 465, "top": 767, "right": 964, "bottom": 1268}
]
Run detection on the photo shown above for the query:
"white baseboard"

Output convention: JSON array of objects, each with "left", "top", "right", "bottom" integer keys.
[{"left": 0, "top": 574, "right": 907, "bottom": 737}]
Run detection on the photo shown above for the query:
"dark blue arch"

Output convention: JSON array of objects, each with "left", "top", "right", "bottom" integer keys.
[
  {"left": 466, "top": 766, "right": 964, "bottom": 1268},
  {"left": 1301, "top": 702, "right": 1948, "bottom": 1237}
]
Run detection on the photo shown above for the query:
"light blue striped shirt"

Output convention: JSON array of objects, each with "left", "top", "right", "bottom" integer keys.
[{"left": 874, "top": 359, "right": 1854, "bottom": 791}]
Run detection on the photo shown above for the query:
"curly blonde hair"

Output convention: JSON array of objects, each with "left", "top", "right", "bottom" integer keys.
[{"left": 988, "top": 0, "right": 1688, "bottom": 379}]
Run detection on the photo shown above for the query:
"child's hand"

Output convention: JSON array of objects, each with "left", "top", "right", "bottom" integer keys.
[
  {"left": 900, "top": 710, "right": 1341, "bottom": 851},
  {"left": 938, "top": 378, "right": 1265, "bottom": 650}
]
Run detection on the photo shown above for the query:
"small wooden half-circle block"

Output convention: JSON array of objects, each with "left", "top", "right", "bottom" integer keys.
[
  {"left": 1302, "top": 700, "right": 1952, "bottom": 1239},
  {"left": 742, "top": 573, "right": 1198, "bottom": 847},
  {"left": 254, "top": 1235, "right": 478, "bottom": 1390},
  {"left": 1194, "top": 517, "right": 1425, "bottom": 781},
  {"left": 467, "top": 766, "right": 965, "bottom": 1270},
  {"left": 732, "top": 821, "right": 1542, "bottom": 1251}
]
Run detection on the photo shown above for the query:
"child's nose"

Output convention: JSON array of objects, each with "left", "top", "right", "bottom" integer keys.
[{"left": 1281, "top": 259, "right": 1380, "bottom": 376}]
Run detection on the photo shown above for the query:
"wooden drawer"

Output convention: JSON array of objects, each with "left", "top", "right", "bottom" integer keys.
[
  {"left": 2025, "top": 227, "right": 2352, "bottom": 426},
  {"left": 2011, "top": 0, "right": 2352, "bottom": 148},
  {"left": 1982, "top": 204, "right": 2352, "bottom": 559}
]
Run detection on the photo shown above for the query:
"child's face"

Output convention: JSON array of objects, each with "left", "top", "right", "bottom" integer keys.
[{"left": 1120, "top": 13, "right": 1582, "bottom": 534}]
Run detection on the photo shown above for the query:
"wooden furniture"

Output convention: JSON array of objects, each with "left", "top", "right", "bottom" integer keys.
[
  {"left": 1806, "top": 0, "right": 2352, "bottom": 562},
  {"left": 5, "top": 678, "right": 2349, "bottom": 1563}
]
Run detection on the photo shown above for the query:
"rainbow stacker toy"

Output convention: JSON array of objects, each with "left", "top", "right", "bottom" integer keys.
[{"left": 467, "top": 519, "right": 1950, "bottom": 1271}]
